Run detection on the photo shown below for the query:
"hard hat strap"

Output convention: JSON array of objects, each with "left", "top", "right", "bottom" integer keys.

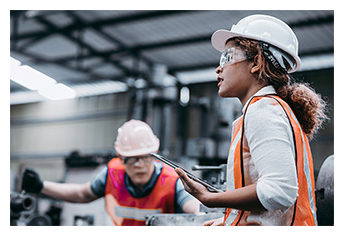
[{"left": 259, "top": 42, "right": 287, "bottom": 73}]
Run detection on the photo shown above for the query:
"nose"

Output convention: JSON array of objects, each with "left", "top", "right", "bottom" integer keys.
[
  {"left": 215, "top": 65, "right": 222, "bottom": 74},
  {"left": 133, "top": 157, "right": 144, "bottom": 167}
]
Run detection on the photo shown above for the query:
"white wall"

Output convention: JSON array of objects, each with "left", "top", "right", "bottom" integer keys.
[{"left": 11, "top": 93, "right": 129, "bottom": 159}]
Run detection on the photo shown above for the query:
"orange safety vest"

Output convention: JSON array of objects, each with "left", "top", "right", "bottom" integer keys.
[
  {"left": 224, "top": 95, "right": 317, "bottom": 226},
  {"left": 105, "top": 158, "right": 178, "bottom": 226}
]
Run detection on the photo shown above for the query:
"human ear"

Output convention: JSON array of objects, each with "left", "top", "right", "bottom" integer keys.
[{"left": 250, "top": 55, "right": 262, "bottom": 74}]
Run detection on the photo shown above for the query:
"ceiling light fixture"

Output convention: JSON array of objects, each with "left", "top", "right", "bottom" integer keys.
[{"left": 10, "top": 57, "right": 76, "bottom": 101}]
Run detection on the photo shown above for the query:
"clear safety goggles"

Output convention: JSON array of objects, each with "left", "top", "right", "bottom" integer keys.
[
  {"left": 121, "top": 154, "right": 153, "bottom": 165},
  {"left": 219, "top": 47, "right": 250, "bottom": 68}
]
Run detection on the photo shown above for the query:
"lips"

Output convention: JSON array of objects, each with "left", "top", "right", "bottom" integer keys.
[
  {"left": 217, "top": 77, "right": 224, "bottom": 87},
  {"left": 135, "top": 172, "right": 146, "bottom": 176}
]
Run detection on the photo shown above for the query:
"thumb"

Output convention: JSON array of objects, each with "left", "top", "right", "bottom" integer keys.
[
  {"left": 175, "top": 168, "right": 192, "bottom": 191},
  {"left": 175, "top": 168, "right": 188, "bottom": 180},
  {"left": 175, "top": 168, "right": 195, "bottom": 187}
]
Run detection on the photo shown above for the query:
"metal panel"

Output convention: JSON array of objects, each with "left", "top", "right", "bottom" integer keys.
[{"left": 146, "top": 212, "right": 224, "bottom": 226}]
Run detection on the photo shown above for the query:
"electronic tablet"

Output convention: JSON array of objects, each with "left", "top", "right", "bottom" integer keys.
[{"left": 151, "top": 153, "right": 223, "bottom": 193}]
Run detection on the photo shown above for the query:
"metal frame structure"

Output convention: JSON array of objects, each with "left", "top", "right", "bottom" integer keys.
[{"left": 10, "top": 10, "right": 334, "bottom": 94}]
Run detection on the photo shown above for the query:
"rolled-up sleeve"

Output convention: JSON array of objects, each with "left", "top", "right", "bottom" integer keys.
[
  {"left": 90, "top": 166, "right": 108, "bottom": 197},
  {"left": 245, "top": 98, "right": 298, "bottom": 211},
  {"left": 175, "top": 179, "right": 196, "bottom": 213}
]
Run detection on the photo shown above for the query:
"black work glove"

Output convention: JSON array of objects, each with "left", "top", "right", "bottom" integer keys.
[{"left": 21, "top": 168, "right": 43, "bottom": 194}]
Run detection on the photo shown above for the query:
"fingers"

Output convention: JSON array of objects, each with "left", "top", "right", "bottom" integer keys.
[
  {"left": 175, "top": 168, "right": 207, "bottom": 191},
  {"left": 202, "top": 219, "right": 215, "bottom": 226},
  {"left": 202, "top": 217, "right": 224, "bottom": 226},
  {"left": 175, "top": 168, "right": 195, "bottom": 194},
  {"left": 175, "top": 168, "right": 195, "bottom": 187},
  {"left": 175, "top": 168, "right": 187, "bottom": 185},
  {"left": 175, "top": 168, "right": 188, "bottom": 180}
]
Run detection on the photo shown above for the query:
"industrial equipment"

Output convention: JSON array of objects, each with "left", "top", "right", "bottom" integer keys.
[
  {"left": 10, "top": 192, "right": 35, "bottom": 226},
  {"left": 11, "top": 192, "right": 53, "bottom": 226},
  {"left": 146, "top": 212, "right": 223, "bottom": 226},
  {"left": 316, "top": 154, "right": 334, "bottom": 225}
]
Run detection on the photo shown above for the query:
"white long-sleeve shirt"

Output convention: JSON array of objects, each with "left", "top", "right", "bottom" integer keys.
[{"left": 239, "top": 86, "right": 298, "bottom": 212}]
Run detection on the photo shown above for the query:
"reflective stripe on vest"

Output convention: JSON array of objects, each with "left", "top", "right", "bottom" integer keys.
[
  {"left": 224, "top": 120, "right": 243, "bottom": 226},
  {"left": 115, "top": 206, "right": 162, "bottom": 221},
  {"left": 282, "top": 100, "right": 317, "bottom": 225},
  {"left": 224, "top": 95, "right": 317, "bottom": 226}
]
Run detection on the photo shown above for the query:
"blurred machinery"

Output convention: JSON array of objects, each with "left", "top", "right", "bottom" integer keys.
[
  {"left": 126, "top": 82, "right": 242, "bottom": 174},
  {"left": 65, "top": 151, "right": 113, "bottom": 167},
  {"left": 10, "top": 192, "right": 52, "bottom": 226},
  {"left": 146, "top": 212, "right": 223, "bottom": 226},
  {"left": 316, "top": 154, "right": 334, "bottom": 225},
  {"left": 74, "top": 215, "right": 94, "bottom": 226},
  {"left": 10, "top": 192, "right": 35, "bottom": 226}
]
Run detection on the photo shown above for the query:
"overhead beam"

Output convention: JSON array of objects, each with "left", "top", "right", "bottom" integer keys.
[
  {"left": 11, "top": 10, "right": 193, "bottom": 80},
  {"left": 33, "top": 15, "right": 138, "bottom": 78},
  {"left": 65, "top": 10, "right": 156, "bottom": 69},
  {"left": 11, "top": 10, "right": 334, "bottom": 66},
  {"left": 11, "top": 10, "right": 332, "bottom": 43},
  {"left": 10, "top": 10, "right": 334, "bottom": 87},
  {"left": 15, "top": 49, "right": 128, "bottom": 84},
  {"left": 289, "top": 14, "right": 334, "bottom": 28},
  {"left": 11, "top": 10, "right": 193, "bottom": 41}
]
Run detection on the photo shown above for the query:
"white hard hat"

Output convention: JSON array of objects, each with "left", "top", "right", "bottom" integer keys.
[
  {"left": 114, "top": 119, "right": 159, "bottom": 157},
  {"left": 211, "top": 14, "right": 301, "bottom": 73}
]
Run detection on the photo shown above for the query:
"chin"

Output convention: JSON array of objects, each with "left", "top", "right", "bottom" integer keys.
[
  {"left": 133, "top": 177, "right": 149, "bottom": 186},
  {"left": 218, "top": 89, "right": 228, "bottom": 98}
]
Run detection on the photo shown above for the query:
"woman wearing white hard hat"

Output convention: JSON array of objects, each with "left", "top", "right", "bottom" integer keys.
[
  {"left": 21, "top": 119, "right": 199, "bottom": 226},
  {"left": 176, "top": 14, "right": 328, "bottom": 226}
]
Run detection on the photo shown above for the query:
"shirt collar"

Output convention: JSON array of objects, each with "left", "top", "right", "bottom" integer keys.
[{"left": 242, "top": 85, "right": 276, "bottom": 112}]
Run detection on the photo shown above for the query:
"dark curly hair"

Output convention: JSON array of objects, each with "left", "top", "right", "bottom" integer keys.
[{"left": 229, "top": 37, "right": 329, "bottom": 139}]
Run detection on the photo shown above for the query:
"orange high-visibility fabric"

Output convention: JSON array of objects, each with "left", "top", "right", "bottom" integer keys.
[
  {"left": 105, "top": 158, "right": 178, "bottom": 226},
  {"left": 223, "top": 95, "right": 317, "bottom": 226}
]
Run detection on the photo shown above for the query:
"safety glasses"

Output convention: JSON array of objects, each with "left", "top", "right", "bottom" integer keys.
[
  {"left": 219, "top": 47, "right": 250, "bottom": 68},
  {"left": 121, "top": 155, "right": 153, "bottom": 165}
]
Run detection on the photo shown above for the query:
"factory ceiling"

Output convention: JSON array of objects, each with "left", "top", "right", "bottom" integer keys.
[{"left": 10, "top": 10, "right": 334, "bottom": 104}]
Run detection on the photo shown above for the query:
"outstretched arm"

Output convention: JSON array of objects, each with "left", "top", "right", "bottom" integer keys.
[
  {"left": 22, "top": 168, "right": 99, "bottom": 203},
  {"left": 41, "top": 181, "right": 99, "bottom": 203}
]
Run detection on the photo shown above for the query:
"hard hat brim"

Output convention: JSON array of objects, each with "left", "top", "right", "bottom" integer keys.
[
  {"left": 211, "top": 29, "right": 301, "bottom": 73},
  {"left": 211, "top": 29, "right": 242, "bottom": 52}
]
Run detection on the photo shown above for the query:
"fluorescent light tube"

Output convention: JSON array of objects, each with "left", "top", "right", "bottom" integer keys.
[
  {"left": 10, "top": 57, "right": 76, "bottom": 101},
  {"left": 38, "top": 83, "right": 76, "bottom": 100},
  {"left": 10, "top": 60, "right": 56, "bottom": 90}
]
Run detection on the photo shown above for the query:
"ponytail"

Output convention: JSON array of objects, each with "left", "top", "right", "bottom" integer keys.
[{"left": 275, "top": 81, "right": 328, "bottom": 139}]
